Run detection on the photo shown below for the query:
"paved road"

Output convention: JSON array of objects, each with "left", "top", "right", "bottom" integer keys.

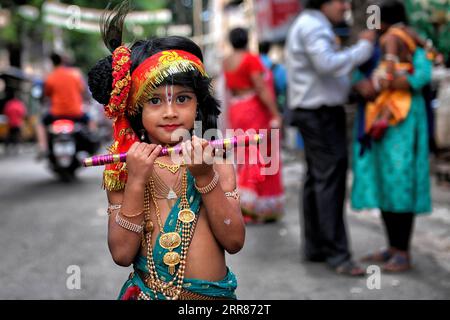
[{"left": 0, "top": 147, "right": 449, "bottom": 299}]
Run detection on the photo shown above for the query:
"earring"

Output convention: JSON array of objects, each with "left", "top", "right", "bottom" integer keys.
[{"left": 140, "top": 130, "right": 146, "bottom": 141}]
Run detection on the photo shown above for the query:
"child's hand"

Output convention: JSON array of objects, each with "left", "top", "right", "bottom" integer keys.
[
  {"left": 379, "top": 78, "right": 392, "bottom": 90},
  {"left": 126, "top": 142, "right": 162, "bottom": 186},
  {"left": 181, "top": 136, "right": 214, "bottom": 178}
]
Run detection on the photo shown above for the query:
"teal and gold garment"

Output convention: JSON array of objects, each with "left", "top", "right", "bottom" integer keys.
[
  {"left": 351, "top": 48, "right": 432, "bottom": 214},
  {"left": 118, "top": 172, "right": 238, "bottom": 300}
]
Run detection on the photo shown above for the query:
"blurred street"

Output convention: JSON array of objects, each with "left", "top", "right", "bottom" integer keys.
[{"left": 1, "top": 146, "right": 449, "bottom": 300}]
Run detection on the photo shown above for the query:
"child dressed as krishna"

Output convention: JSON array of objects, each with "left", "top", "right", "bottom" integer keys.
[{"left": 87, "top": 1, "right": 245, "bottom": 300}]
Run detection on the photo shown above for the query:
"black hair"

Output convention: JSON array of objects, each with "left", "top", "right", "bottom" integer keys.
[
  {"left": 306, "top": 0, "right": 332, "bottom": 10},
  {"left": 379, "top": 0, "right": 408, "bottom": 26},
  {"left": 258, "top": 41, "right": 271, "bottom": 55},
  {"left": 229, "top": 27, "right": 248, "bottom": 49},
  {"left": 50, "top": 52, "right": 62, "bottom": 66},
  {"left": 87, "top": 1, "right": 220, "bottom": 141}
]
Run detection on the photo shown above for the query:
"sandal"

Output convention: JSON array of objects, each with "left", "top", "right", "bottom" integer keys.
[
  {"left": 382, "top": 253, "right": 411, "bottom": 272},
  {"left": 360, "top": 248, "right": 393, "bottom": 263},
  {"left": 335, "top": 260, "right": 365, "bottom": 277}
]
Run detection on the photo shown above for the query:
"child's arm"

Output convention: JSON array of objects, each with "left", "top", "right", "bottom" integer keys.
[
  {"left": 107, "top": 142, "right": 162, "bottom": 266},
  {"left": 194, "top": 163, "right": 245, "bottom": 254},
  {"left": 106, "top": 184, "right": 144, "bottom": 267},
  {"left": 379, "top": 34, "right": 399, "bottom": 90},
  {"left": 184, "top": 136, "right": 245, "bottom": 254}
]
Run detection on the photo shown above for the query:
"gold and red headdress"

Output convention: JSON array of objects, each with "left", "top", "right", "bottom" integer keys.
[
  {"left": 129, "top": 49, "right": 207, "bottom": 110},
  {"left": 102, "top": 46, "right": 207, "bottom": 191}
]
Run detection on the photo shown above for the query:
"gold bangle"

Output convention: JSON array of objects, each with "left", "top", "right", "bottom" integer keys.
[
  {"left": 195, "top": 170, "right": 219, "bottom": 194},
  {"left": 120, "top": 209, "right": 144, "bottom": 218}
]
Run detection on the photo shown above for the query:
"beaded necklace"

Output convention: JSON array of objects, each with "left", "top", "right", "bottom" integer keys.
[
  {"left": 141, "top": 170, "right": 198, "bottom": 300},
  {"left": 151, "top": 166, "right": 183, "bottom": 209}
]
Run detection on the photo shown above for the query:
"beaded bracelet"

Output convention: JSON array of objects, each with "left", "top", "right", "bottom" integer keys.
[
  {"left": 195, "top": 170, "right": 220, "bottom": 194},
  {"left": 107, "top": 203, "right": 122, "bottom": 216},
  {"left": 384, "top": 53, "right": 399, "bottom": 63},
  {"left": 115, "top": 212, "right": 143, "bottom": 234},
  {"left": 224, "top": 188, "right": 240, "bottom": 200}
]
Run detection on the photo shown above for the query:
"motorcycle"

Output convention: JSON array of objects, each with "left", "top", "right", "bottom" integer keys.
[{"left": 47, "top": 118, "right": 100, "bottom": 181}]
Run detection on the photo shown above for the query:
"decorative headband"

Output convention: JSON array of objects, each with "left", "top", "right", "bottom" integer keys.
[
  {"left": 101, "top": 47, "right": 207, "bottom": 191},
  {"left": 129, "top": 49, "right": 208, "bottom": 111}
]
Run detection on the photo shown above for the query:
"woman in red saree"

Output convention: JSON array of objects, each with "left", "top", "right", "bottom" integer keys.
[{"left": 223, "top": 28, "right": 284, "bottom": 223}]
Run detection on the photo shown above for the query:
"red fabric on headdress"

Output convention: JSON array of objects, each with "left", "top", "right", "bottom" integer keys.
[
  {"left": 102, "top": 48, "right": 207, "bottom": 190},
  {"left": 102, "top": 46, "right": 139, "bottom": 191}
]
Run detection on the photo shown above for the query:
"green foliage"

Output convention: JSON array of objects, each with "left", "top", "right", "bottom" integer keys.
[
  {"left": 61, "top": 0, "right": 168, "bottom": 72},
  {"left": 0, "top": 0, "right": 169, "bottom": 72}
]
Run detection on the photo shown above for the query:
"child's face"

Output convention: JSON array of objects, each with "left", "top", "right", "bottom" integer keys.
[{"left": 142, "top": 84, "right": 197, "bottom": 145}]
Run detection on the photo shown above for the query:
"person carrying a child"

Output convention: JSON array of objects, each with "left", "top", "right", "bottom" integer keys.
[
  {"left": 351, "top": 0, "right": 433, "bottom": 273},
  {"left": 365, "top": 2, "right": 439, "bottom": 140}
]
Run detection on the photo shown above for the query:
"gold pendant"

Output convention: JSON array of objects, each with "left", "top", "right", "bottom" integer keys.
[
  {"left": 163, "top": 251, "right": 181, "bottom": 275},
  {"left": 159, "top": 232, "right": 181, "bottom": 250},
  {"left": 178, "top": 209, "right": 195, "bottom": 223}
]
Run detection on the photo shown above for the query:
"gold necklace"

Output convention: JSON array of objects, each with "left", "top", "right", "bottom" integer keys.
[
  {"left": 151, "top": 167, "right": 183, "bottom": 209},
  {"left": 154, "top": 160, "right": 182, "bottom": 174},
  {"left": 142, "top": 172, "right": 198, "bottom": 300},
  {"left": 149, "top": 178, "right": 182, "bottom": 259},
  {"left": 149, "top": 170, "right": 194, "bottom": 275}
]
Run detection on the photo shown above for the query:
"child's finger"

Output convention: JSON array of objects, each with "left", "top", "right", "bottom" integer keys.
[
  {"left": 181, "top": 142, "right": 191, "bottom": 165},
  {"left": 186, "top": 139, "right": 193, "bottom": 154},
  {"left": 142, "top": 144, "right": 156, "bottom": 160},
  {"left": 214, "top": 148, "right": 224, "bottom": 158},
  {"left": 128, "top": 141, "right": 140, "bottom": 154},
  {"left": 203, "top": 146, "right": 215, "bottom": 165},
  {"left": 147, "top": 145, "right": 162, "bottom": 164},
  {"left": 200, "top": 138, "right": 209, "bottom": 148},
  {"left": 192, "top": 138, "right": 204, "bottom": 165}
]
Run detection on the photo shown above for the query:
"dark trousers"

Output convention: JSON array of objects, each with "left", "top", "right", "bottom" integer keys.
[
  {"left": 381, "top": 212, "right": 415, "bottom": 251},
  {"left": 291, "top": 106, "right": 351, "bottom": 267}
]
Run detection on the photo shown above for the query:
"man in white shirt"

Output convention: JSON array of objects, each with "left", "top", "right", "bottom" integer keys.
[{"left": 285, "top": 0, "right": 376, "bottom": 276}]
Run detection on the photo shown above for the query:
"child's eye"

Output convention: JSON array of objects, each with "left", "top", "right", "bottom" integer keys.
[
  {"left": 176, "top": 95, "right": 192, "bottom": 104},
  {"left": 148, "top": 97, "right": 161, "bottom": 105}
]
